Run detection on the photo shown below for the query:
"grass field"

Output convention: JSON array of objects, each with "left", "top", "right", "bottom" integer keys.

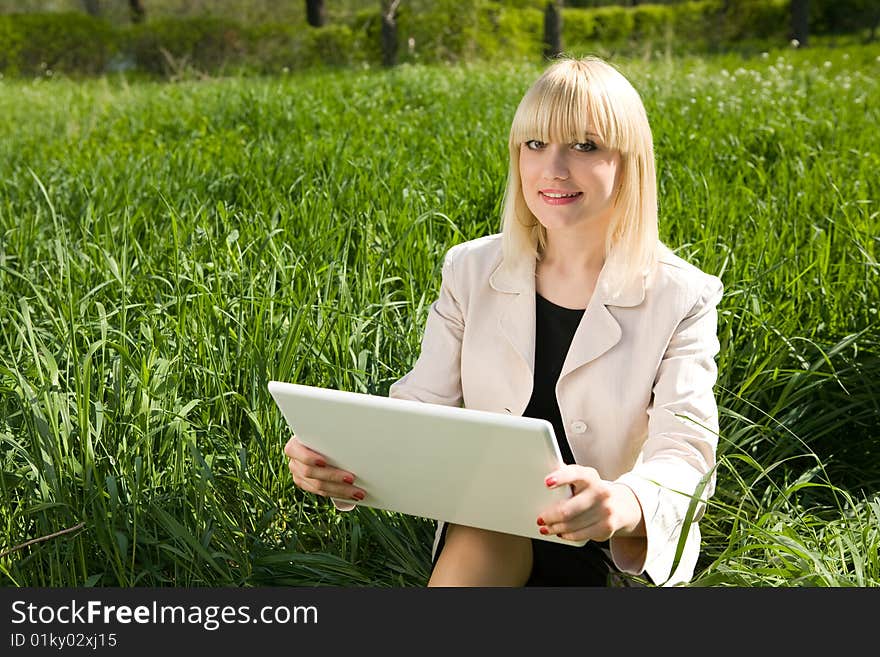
[{"left": 1, "top": 42, "right": 878, "bottom": 586}]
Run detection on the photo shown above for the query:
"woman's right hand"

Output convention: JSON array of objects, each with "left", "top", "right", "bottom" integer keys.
[{"left": 284, "top": 435, "right": 366, "bottom": 502}]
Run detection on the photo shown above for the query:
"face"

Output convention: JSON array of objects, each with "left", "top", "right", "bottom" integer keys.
[{"left": 518, "top": 135, "right": 621, "bottom": 238}]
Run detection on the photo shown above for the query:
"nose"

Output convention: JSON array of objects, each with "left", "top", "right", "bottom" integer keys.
[{"left": 542, "top": 145, "right": 570, "bottom": 180}]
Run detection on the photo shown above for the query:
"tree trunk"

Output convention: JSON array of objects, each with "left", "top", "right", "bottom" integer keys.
[
  {"left": 306, "top": 0, "right": 325, "bottom": 28},
  {"left": 790, "top": 0, "right": 809, "bottom": 47},
  {"left": 82, "top": 0, "right": 101, "bottom": 16},
  {"left": 543, "top": 2, "right": 562, "bottom": 60},
  {"left": 129, "top": 0, "right": 146, "bottom": 24},
  {"left": 381, "top": 0, "right": 402, "bottom": 68}
]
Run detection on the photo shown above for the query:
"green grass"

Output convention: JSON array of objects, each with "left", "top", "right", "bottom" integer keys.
[{"left": 0, "top": 42, "right": 878, "bottom": 586}]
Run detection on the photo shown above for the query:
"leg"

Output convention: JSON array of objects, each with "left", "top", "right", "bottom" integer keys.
[{"left": 427, "top": 524, "right": 533, "bottom": 587}]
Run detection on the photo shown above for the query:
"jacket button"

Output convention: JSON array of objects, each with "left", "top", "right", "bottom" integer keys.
[{"left": 571, "top": 420, "right": 587, "bottom": 434}]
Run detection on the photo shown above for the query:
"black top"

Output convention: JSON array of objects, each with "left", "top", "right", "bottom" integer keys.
[{"left": 522, "top": 292, "right": 585, "bottom": 465}]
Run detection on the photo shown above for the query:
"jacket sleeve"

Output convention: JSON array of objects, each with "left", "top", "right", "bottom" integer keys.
[
  {"left": 332, "top": 246, "right": 465, "bottom": 512},
  {"left": 386, "top": 246, "right": 465, "bottom": 406},
  {"left": 611, "top": 275, "right": 724, "bottom": 585}
]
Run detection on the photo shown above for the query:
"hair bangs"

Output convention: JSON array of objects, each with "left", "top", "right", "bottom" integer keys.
[{"left": 509, "top": 62, "right": 630, "bottom": 153}]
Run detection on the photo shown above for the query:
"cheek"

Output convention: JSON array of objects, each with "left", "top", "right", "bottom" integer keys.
[
  {"left": 518, "top": 152, "right": 541, "bottom": 185},
  {"left": 518, "top": 160, "right": 532, "bottom": 187},
  {"left": 594, "top": 164, "right": 619, "bottom": 196},
  {"left": 603, "top": 172, "right": 618, "bottom": 196}
]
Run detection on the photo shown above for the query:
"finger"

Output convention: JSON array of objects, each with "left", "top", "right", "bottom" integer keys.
[
  {"left": 284, "top": 436, "right": 330, "bottom": 467},
  {"left": 537, "top": 481, "right": 611, "bottom": 534},
  {"left": 543, "top": 506, "right": 620, "bottom": 544},
  {"left": 543, "top": 464, "right": 600, "bottom": 492},
  {"left": 536, "top": 465, "right": 599, "bottom": 526},
  {"left": 289, "top": 459, "right": 365, "bottom": 501},
  {"left": 291, "top": 469, "right": 366, "bottom": 501},
  {"left": 300, "top": 476, "right": 367, "bottom": 501},
  {"left": 542, "top": 507, "right": 611, "bottom": 538},
  {"left": 538, "top": 496, "right": 598, "bottom": 534},
  {"left": 555, "top": 518, "right": 616, "bottom": 543},
  {"left": 536, "top": 491, "right": 612, "bottom": 539},
  {"left": 289, "top": 457, "right": 358, "bottom": 487}
]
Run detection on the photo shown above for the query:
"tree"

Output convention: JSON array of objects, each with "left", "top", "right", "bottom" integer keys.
[
  {"left": 791, "top": 0, "right": 809, "bottom": 46},
  {"left": 129, "top": 0, "right": 145, "bottom": 24},
  {"left": 381, "top": 0, "right": 402, "bottom": 67},
  {"left": 306, "top": 0, "right": 326, "bottom": 28},
  {"left": 543, "top": 1, "right": 563, "bottom": 60}
]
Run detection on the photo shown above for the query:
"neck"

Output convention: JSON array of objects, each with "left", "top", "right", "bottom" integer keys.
[{"left": 539, "top": 223, "right": 608, "bottom": 274}]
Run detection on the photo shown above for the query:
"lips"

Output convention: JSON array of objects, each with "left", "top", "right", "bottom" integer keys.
[{"left": 539, "top": 190, "right": 582, "bottom": 205}]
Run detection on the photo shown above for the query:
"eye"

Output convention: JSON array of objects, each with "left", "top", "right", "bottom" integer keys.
[
  {"left": 573, "top": 141, "right": 598, "bottom": 152},
  {"left": 524, "top": 140, "right": 544, "bottom": 150}
]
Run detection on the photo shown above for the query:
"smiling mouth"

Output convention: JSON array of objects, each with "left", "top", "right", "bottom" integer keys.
[{"left": 539, "top": 191, "right": 582, "bottom": 199}]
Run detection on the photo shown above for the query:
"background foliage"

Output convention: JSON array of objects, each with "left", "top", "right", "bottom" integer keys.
[{"left": 0, "top": 0, "right": 877, "bottom": 77}]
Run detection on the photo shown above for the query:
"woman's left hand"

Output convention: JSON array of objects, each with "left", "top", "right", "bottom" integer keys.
[{"left": 536, "top": 465, "right": 645, "bottom": 542}]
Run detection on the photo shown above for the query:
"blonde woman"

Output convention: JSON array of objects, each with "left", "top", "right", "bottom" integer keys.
[{"left": 285, "top": 56, "right": 724, "bottom": 587}]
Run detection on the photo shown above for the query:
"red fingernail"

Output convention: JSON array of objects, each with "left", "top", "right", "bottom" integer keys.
[
  {"left": 545, "top": 477, "right": 556, "bottom": 487},
  {"left": 539, "top": 527, "right": 549, "bottom": 535},
  {"left": 315, "top": 459, "right": 327, "bottom": 467},
  {"left": 536, "top": 517, "right": 545, "bottom": 526},
  {"left": 343, "top": 475, "right": 354, "bottom": 485},
  {"left": 352, "top": 491, "right": 365, "bottom": 501}
]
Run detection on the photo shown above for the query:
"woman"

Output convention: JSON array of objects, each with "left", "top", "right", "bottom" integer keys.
[{"left": 285, "top": 56, "right": 724, "bottom": 587}]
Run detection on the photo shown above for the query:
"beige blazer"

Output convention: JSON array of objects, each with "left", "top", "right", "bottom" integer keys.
[{"left": 338, "top": 233, "right": 723, "bottom": 586}]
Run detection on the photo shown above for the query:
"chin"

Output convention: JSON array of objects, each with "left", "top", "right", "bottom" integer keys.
[{"left": 535, "top": 217, "right": 579, "bottom": 232}]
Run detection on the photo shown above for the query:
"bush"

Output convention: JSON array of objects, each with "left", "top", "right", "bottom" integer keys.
[
  {"left": 720, "top": 0, "right": 789, "bottom": 42},
  {"left": 349, "top": 8, "right": 384, "bottom": 67},
  {"left": 562, "top": 5, "right": 642, "bottom": 53},
  {"left": 0, "top": 12, "right": 115, "bottom": 75},
  {"left": 670, "top": 1, "right": 723, "bottom": 47},
  {"left": 242, "top": 22, "right": 304, "bottom": 73},
  {"left": 123, "top": 17, "right": 245, "bottom": 76},
  {"left": 629, "top": 1, "right": 725, "bottom": 53},
  {"left": 242, "top": 22, "right": 365, "bottom": 72},
  {"left": 397, "top": 0, "right": 490, "bottom": 63},
  {"left": 304, "top": 24, "right": 358, "bottom": 68},
  {"left": 492, "top": 5, "right": 544, "bottom": 60},
  {"left": 393, "top": 0, "right": 541, "bottom": 65}
]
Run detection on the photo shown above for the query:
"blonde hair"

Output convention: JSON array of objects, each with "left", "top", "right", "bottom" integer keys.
[{"left": 500, "top": 56, "right": 659, "bottom": 295}]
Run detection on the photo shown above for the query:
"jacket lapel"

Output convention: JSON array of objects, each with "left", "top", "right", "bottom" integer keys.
[
  {"left": 560, "top": 260, "right": 646, "bottom": 379},
  {"left": 490, "top": 256, "right": 537, "bottom": 378},
  {"left": 490, "top": 252, "right": 647, "bottom": 382}
]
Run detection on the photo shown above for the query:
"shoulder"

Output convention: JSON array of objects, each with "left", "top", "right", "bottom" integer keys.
[
  {"left": 442, "top": 233, "right": 503, "bottom": 276},
  {"left": 436, "top": 234, "right": 504, "bottom": 304},
  {"left": 445, "top": 233, "right": 503, "bottom": 263},
  {"left": 651, "top": 242, "right": 724, "bottom": 312}
]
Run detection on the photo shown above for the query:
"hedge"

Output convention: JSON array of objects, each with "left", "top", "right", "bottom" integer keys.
[{"left": 0, "top": 0, "right": 870, "bottom": 78}]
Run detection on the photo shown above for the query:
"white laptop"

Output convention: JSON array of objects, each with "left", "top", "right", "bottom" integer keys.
[{"left": 269, "top": 380, "right": 585, "bottom": 546}]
